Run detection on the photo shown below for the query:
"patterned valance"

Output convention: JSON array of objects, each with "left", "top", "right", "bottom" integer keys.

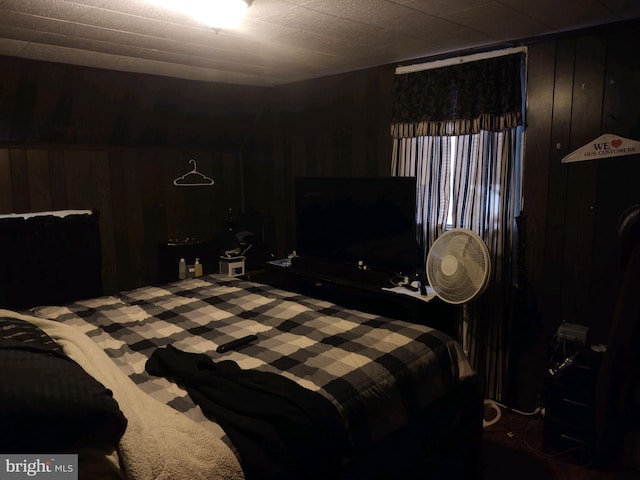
[{"left": 392, "top": 53, "right": 524, "bottom": 137}]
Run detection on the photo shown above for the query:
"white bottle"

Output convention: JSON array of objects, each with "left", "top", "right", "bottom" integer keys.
[
  {"left": 178, "top": 257, "right": 187, "bottom": 280},
  {"left": 194, "top": 258, "right": 203, "bottom": 277}
]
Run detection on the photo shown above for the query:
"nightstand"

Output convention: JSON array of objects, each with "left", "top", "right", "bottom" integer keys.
[
  {"left": 157, "top": 239, "right": 219, "bottom": 284},
  {"left": 543, "top": 347, "right": 604, "bottom": 456}
]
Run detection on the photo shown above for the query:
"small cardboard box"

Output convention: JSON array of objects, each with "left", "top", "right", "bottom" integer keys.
[{"left": 219, "top": 256, "right": 245, "bottom": 277}]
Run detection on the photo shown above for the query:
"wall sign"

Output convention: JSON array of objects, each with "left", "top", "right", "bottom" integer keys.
[{"left": 562, "top": 134, "right": 639, "bottom": 163}]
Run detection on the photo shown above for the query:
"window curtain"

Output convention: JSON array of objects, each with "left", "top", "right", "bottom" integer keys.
[
  {"left": 450, "top": 129, "right": 521, "bottom": 400},
  {"left": 391, "top": 135, "right": 450, "bottom": 267},
  {"left": 391, "top": 53, "right": 525, "bottom": 401},
  {"left": 392, "top": 53, "right": 523, "bottom": 137}
]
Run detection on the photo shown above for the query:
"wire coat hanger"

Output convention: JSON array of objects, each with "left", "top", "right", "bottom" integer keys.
[{"left": 173, "top": 159, "right": 215, "bottom": 187}]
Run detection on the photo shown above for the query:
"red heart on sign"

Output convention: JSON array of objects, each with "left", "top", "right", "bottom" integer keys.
[{"left": 611, "top": 139, "right": 623, "bottom": 148}]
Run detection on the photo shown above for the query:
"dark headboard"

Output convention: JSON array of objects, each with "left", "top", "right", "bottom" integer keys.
[{"left": 0, "top": 211, "right": 103, "bottom": 309}]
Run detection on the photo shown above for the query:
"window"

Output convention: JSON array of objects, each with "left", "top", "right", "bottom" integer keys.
[{"left": 390, "top": 48, "right": 527, "bottom": 402}]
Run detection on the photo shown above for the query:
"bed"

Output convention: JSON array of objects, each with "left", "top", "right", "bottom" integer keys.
[{"left": 0, "top": 213, "right": 482, "bottom": 480}]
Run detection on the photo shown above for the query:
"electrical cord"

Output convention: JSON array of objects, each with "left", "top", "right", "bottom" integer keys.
[
  {"left": 484, "top": 398, "right": 593, "bottom": 468},
  {"left": 483, "top": 399, "right": 503, "bottom": 428},
  {"left": 521, "top": 418, "right": 593, "bottom": 468},
  {"left": 483, "top": 398, "right": 542, "bottom": 428},
  {"left": 486, "top": 398, "right": 542, "bottom": 417}
]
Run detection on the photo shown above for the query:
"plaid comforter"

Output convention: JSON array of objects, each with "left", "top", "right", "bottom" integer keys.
[{"left": 30, "top": 274, "right": 474, "bottom": 452}]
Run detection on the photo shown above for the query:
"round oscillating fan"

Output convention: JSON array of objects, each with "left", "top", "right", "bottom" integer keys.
[
  {"left": 426, "top": 228, "right": 491, "bottom": 305},
  {"left": 425, "top": 227, "right": 491, "bottom": 355},
  {"left": 426, "top": 228, "right": 499, "bottom": 427}
]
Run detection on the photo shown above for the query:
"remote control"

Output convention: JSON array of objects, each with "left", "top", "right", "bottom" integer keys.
[{"left": 216, "top": 334, "right": 258, "bottom": 353}]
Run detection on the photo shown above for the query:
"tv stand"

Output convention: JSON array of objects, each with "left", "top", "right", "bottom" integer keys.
[
  {"left": 259, "top": 260, "right": 455, "bottom": 337},
  {"left": 289, "top": 256, "right": 393, "bottom": 287}
]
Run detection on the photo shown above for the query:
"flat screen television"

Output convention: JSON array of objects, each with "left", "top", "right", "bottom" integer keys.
[{"left": 294, "top": 176, "right": 418, "bottom": 275}]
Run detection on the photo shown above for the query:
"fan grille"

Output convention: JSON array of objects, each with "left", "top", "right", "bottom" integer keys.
[{"left": 426, "top": 229, "right": 491, "bottom": 304}]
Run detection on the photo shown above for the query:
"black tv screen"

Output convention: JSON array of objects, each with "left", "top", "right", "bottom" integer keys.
[{"left": 294, "top": 176, "right": 418, "bottom": 274}]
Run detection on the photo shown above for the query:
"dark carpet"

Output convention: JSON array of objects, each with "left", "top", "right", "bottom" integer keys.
[{"left": 482, "top": 407, "right": 640, "bottom": 480}]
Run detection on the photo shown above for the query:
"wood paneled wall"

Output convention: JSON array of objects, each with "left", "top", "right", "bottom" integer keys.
[
  {"left": 242, "top": 65, "right": 396, "bottom": 257},
  {"left": 510, "top": 24, "right": 640, "bottom": 407},
  {"left": 0, "top": 55, "right": 268, "bottom": 293},
  {"left": 0, "top": 147, "right": 242, "bottom": 293},
  {"left": 0, "top": 56, "right": 269, "bottom": 149}
]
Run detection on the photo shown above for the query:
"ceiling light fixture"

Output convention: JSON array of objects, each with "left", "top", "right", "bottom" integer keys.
[{"left": 149, "top": 0, "right": 253, "bottom": 30}]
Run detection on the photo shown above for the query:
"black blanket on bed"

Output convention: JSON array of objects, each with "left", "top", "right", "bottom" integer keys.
[
  {"left": 145, "top": 345, "right": 349, "bottom": 480},
  {"left": 0, "top": 317, "right": 127, "bottom": 453}
]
